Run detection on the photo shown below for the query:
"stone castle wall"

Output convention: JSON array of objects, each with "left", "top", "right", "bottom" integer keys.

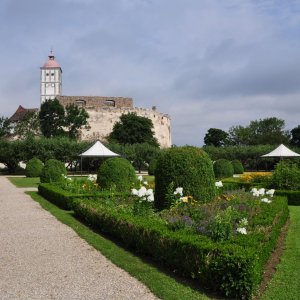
[{"left": 57, "top": 96, "right": 171, "bottom": 148}]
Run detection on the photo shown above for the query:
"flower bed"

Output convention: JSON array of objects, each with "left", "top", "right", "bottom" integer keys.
[{"left": 38, "top": 175, "right": 289, "bottom": 299}]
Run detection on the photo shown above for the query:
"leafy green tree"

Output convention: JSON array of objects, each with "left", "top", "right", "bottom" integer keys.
[
  {"left": 65, "top": 104, "right": 89, "bottom": 139},
  {"left": 228, "top": 117, "right": 289, "bottom": 146},
  {"left": 0, "top": 116, "right": 12, "bottom": 139},
  {"left": 39, "top": 99, "right": 89, "bottom": 139},
  {"left": 14, "top": 111, "right": 41, "bottom": 139},
  {"left": 108, "top": 112, "right": 159, "bottom": 147},
  {"left": 204, "top": 128, "right": 228, "bottom": 147},
  {"left": 0, "top": 140, "right": 25, "bottom": 173},
  {"left": 39, "top": 99, "right": 65, "bottom": 138},
  {"left": 291, "top": 125, "right": 300, "bottom": 147}
]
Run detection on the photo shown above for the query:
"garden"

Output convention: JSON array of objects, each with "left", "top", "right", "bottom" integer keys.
[{"left": 14, "top": 145, "right": 300, "bottom": 299}]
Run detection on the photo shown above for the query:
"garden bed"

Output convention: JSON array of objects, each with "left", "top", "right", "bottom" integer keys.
[{"left": 39, "top": 182, "right": 289, "bottom": 299}]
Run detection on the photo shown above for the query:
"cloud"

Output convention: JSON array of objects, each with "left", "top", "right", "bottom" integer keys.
[{"left": 1, "top": 0, "right": 300, "bottom": 146}]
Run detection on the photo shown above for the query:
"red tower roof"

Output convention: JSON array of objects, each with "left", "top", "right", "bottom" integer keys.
[{"left": 42, "top": 51, "right": 61, "bottom": 68}]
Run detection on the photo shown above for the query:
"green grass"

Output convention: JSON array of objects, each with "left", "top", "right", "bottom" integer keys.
[
  {"left": 261, "top": 206, "right": 300, "bottom": 300},
  {"left": 8, "top": 176, "right": 40, "bottom": 187},
  {"left": 27, "top": 191, "right": 211, "bottom": 300}
]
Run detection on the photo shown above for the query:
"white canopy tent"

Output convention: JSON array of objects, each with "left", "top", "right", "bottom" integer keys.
[
  {"left": 261, "top": 144, "right": 300, "bottom": 158},
  {"left": 79, "top": 140, "right": 119, "bottom": 173}
]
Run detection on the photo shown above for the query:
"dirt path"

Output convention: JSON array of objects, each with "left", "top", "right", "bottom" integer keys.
[{"left": 0, "top": 176, "right": 158, "bottom": 300}]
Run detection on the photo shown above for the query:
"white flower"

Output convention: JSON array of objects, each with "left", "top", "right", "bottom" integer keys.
[
  {"left": 258, "top": 188, "right": 265, "bottom": 195},
  {"left": 145, "top": 188, "right": 153, "bottom": 196},
  {"left": 131, "top": 188, "right": 138, "bottom": 196},
  {"left": 215, "top": 181, "right": 223, "bottom": 188},
  {"left": 252, "top": 190, "right": 260, "bottom": 197},
  {"left": 138, "top": 175, "right": 143, "bottom": 182},
  {"left": 143, "top": 181, "right": 148, "bottom": 185},
  {"left": 67, "top": 177, "right": 72, "bottom": 181},
  {"left": 266, "top": 189, "right": 275, "bottom": 197},
  {"left": 174, "top": 187, "right": 183, "bottom": 196},
  {"left": 237, "top": 227, "right": 247, "bottom": 235},
  {"left": 239, "top": 218, "right": 248, "bottom": 226},
  {"left": 138, "top": 186, "right": 147, "bottom": 197},
  {"left": 147, "top": 194, "right": 154, "bottom": 202},
  {"left": 261, "top": 198, "right": 272, "bottom": 204}
]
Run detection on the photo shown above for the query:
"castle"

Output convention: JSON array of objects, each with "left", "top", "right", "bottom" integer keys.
[{"left": 11, "top": 52, "right": 172, "bottom": 148}]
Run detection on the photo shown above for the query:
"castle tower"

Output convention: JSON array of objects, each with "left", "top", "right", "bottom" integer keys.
[{"left": 40, "top": 51, "right": 62, "bottom": 104}]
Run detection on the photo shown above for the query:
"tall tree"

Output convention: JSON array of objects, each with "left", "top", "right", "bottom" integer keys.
[
  {"left": 39, "top": 99, "right": 89, "bottom": 139},
  {"left": 108, "top": 112, "right": 159, "bottom": 147},
  {"left": 291, "top": 125, "right": 300, "bottom": 147},
  {"left": 228, "top": 117, "right": 289, "bottom": 146},
  {"left": 39, "top": 99, "right": 65, "bottom": 138},
  {"left": 0, "top": 116, "right": 12, "bottom": 139},
  {"left": 14, "top": 111, "right": 41, "bottom": 139},
  {"left": 204, "top": 128, "right": 228, "bottom": 147},
  {"left": 65, "top": 104, "right": 89, "bottom": 139}
]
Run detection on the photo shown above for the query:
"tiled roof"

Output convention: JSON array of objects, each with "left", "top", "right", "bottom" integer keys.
[{"left": 9, "top": 105, "right": 38, "bottom": 122}]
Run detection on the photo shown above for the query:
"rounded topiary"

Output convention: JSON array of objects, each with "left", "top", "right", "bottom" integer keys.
[
  {"left": 231, "top": 159, "right": 244, "bottom": 174},
  {"left": 97, "top": 157, "right": 137, "bottom": 192},
  {"left": 213, "top": 159, "right": 234, "bottom": 179},
  {"left": 148, "top": 159, "right": 157, "bottom": 176},
  {"left": 40, "top": 159, "right": 67, "bottom": 183},
  {"left": 25, "top": 157, "right": 44, "bottom": 177},
  {"left": 154, "top": 146, "right": 216, "bottom": 210}
]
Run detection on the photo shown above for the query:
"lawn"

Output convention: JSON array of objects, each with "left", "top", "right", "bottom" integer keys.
[
  {"left": 260, "top": 205, "right": 300, "bottom": 300},
  {"left": 8, "top": 176, "right": 40, "bottom": 188}
]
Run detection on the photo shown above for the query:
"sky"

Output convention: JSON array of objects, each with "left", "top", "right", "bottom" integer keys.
[{"left": 1, "top": 0, "right": 300, "bottom": 146}]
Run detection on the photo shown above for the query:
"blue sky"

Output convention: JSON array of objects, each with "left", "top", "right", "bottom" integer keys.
[{"left": 1, "top": 0, "right": 300, "bottom": 146}]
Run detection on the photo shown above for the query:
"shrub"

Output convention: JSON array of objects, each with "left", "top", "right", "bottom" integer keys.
[
  {"left": 154, "top": 146, "right": 216, "bottom": 209},
  {"left": 271, "top": 160, "right": 300, "bottom": 190},
  {"left": 232, "top": 159, "right": 244, "bottom": 174},
  {"left": 214, "top": 159, "right": 234, "bottom": 179},
  {"left": 25, "top": 157, "right": 44, "bottom": 177},
  {"left": 97, "top": 157, "right": 137, "bottom": 192},
  {"left": 148, "top": 159, "right": 157, "bottom": 175},
  {"left": 40, "top": 159, "right": 67, "bottom": 183}
]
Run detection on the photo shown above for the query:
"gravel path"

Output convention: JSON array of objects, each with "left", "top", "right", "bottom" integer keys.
[{"left": 0, "top": 177, "right": 158, "bottom": 300}]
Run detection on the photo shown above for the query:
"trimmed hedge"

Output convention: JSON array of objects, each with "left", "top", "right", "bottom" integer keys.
[
  {"left": 97, "top": 157, "right": 137, "bottom": 192},
  {"left": 155, "top": 146, "right": 216, "bottom": 209},
  {"left": 25, "top": 157, "right": 44, "bottom": 177},
  {"left": 71, "top": 195, "right": 288, "bottom": 299},
  {"left": 232, "top": 159, "right": 244, "bottom": 174},
  {"left": 275, "top": 190, "right": 300, "bottom": 206},
  {"left": 40, "top": 159, "right": 67, "bottom": 183},
  {"left": 214, "top": 159, "right": 234, "bottom": 179},
  {"left": 38, "top": 183, "right": 131, "bottom": 210}
]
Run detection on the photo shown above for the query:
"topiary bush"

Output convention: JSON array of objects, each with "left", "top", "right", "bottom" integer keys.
[
  {"left": 97, "top": 157, "right": 137, "bottom": 192},
  {"left": 25, "top": 157, "right": 44, "bottom": 177},
  {"left": 213, "top": 159, "right": 234, "bottom": 179},
  {"left": 271, "top": 160, "right": 300, "bottom": 190},
  {"left": 154, "top": 146, "right": 216, "bottom": 210},
  {"left": 40, "top": 159, "right": 67, "bottom": 183},
  {"left": 148, "top": 159, "right": 157, "bottom": 176},
  {"left": 231, "top": 159, "right": 244, "bottom": 174}
]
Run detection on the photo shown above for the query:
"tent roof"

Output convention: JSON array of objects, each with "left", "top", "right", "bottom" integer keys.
[
  {"left": 261, "top": 144, "right": 300, "bottom": 157},
  {"left": 80, "top": 141, "right": 119, "bottom": 157}
]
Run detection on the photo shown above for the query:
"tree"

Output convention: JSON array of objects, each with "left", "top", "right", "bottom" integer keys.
[
  {"left": 39, "top": 99, "right": 65, "bottom": 138},
  {"left": 14, "top": 111, "right": 41, "bottom": 139},
  {"left": 39, "top": 99, "right": 89, "bottom": 139},
  {"left": 228, "top": 117, "right": 289, "bottom": 146},
  {"left": 65, "top": 104, "right": 89, "bottom": 139},
  {"left": 291, "top": 125, "right": 300, "bottom": 147},
  {"left": 108, "top": 112, "right": 159, "bottom": 146},
  {"left": 0, "top": 116, "right": 12, "bottom": 139},
  {"left": 204, "top": 128, "right": 228, "bottom": 147}
]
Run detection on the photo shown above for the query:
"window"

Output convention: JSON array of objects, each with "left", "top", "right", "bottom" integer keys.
[
  {"left": 51, "top": 73, "right": 54, "bottom": 76},
  {"left": 104, "top": 99, "right": 115, "bottom": 107},
  {"left": 75, "top": 99, "right": 86, "bottom": 107},
  {"left": 51, "top": 83, "right": 55, "bottom": 87},
  {"left": 46, "top": 73, "right": 49, "bottom": 76}
]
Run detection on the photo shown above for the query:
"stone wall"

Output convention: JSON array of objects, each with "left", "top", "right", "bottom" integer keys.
[{"left": 57, "top": 96, "right": 171, "bottom": 148}]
